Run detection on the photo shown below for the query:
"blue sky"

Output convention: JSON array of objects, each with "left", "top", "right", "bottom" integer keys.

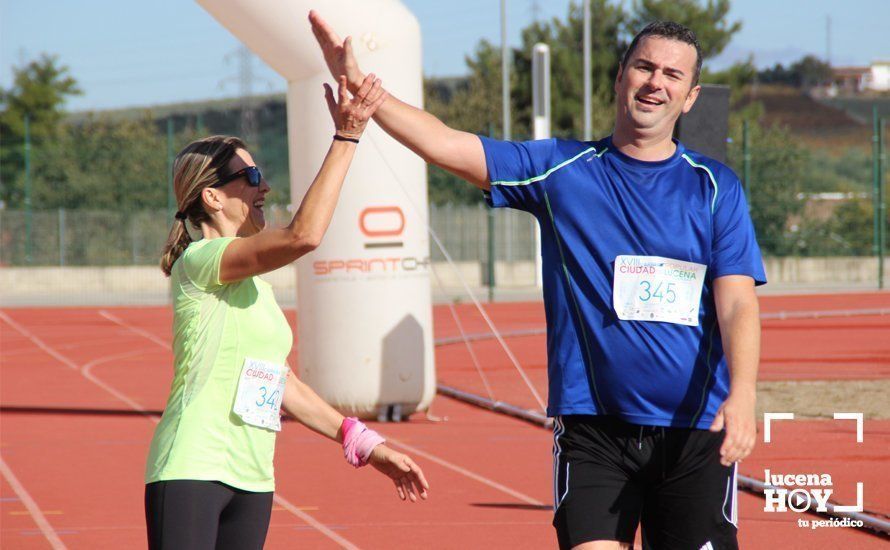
[{"left": 1, "top": 0, "right": 887, "bottom": 112}]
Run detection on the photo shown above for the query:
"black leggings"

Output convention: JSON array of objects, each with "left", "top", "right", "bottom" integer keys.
[{"left": 145, "top": 480, "right": 273, "bottom": 550}]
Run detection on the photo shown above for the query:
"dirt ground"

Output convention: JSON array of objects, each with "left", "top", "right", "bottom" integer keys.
[{"left": 756, "top": 379, "right": 890, "bottom": 420}]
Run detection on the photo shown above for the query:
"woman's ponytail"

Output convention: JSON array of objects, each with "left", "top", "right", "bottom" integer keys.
[{"left": 159, "top": 218, "right": 193, "bottom": 276}]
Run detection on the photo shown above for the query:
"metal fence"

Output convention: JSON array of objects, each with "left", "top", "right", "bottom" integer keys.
[
  {"left": 429, "top": 203, "right": 537, "bottom": 262},
  {"left": 1, "top": 199, "right": 887, "bottom": 267},
  {"left": 1, "top": 208, "right": 170, "bottom": 266},
  {"left": 0, "top": 204, "right": 539, "bottom": 267}
]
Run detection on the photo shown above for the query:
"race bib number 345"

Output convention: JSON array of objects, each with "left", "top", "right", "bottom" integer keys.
[
  {"left": 233, "top": 357, "right": 287, "bottom": 431},
  {"left": 613, "top": 255, "right": 707, "bottom": 326}
]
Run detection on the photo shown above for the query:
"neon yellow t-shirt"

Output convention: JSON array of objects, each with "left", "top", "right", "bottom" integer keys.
[{"left": 145, "top": 237, "right": 292, "bottom": 492}]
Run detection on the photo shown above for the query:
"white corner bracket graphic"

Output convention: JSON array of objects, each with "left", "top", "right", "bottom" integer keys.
[
  {"left": 763, "top": 412, "right": 794, "bottom": 443},
  {"left": 832, "top": 412, "right": 864, "bottom": 443},
  {"left": 834, "top": 482, "right": 865, "bottom": 513}
]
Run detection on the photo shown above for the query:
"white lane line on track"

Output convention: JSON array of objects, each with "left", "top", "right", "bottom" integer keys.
[
  {"left": 95, "top": 309, "right": 362, "bottom": 549},
  {"left": 0, "top": 455, "right": 68, "bottom": 549},
  {"left": 0, "top": 311, "right": 154, "bottom": 416},
  {"left": 0, "top": 311, "right": 80, "bottom": 371},
  {"left": 271, "top": 496, "right": 359, "bottom": 550},
  {"left": 81, "top": 349, "right": 156, "bottom": 415},
  {"left": 386, "top": 437, "right": 545, "bottom": 507},
  {"left": 98, "top": 310, "right": 170, "bottom": 349},
  {"left": 1, "top": 336, "right": 144, "bottom": 358}
]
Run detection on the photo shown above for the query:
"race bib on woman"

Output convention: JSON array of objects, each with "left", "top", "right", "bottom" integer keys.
[
  {"left": 613, "top": 255, "right": 707, "bottom": 326},
  {"left": 233, "top": 357, "right": 287, "bottom": 431}
]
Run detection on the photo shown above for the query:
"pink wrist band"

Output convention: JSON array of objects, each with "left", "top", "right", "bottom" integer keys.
[{"left": 341, "top": 417, "right": 385, "bottom": 468}]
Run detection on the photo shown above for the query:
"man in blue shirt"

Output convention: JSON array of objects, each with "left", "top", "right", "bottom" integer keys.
[{"left": 312, "top": 13, "right": 763, "bottom": 550}]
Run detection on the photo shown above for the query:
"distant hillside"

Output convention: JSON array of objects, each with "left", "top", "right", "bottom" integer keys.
[
  {"left": 736, "top": 85, "right": 870, "bottom": 150},
  {"left": 67, "top": 94, "right": 292, "bottom": 202},
  {"left": 60, "top": 79, "right": 466, "bottom": 204},
  {"left": 67, "top": 93, "right": 284, "bottom": 120}
]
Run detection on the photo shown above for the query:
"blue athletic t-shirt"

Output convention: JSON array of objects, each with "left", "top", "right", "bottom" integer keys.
[{"left": 481, "top": 135, "right": 766, "bottom": 429}]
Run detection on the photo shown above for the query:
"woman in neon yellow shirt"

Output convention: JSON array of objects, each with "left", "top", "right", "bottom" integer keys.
[{"left": 146, "top": 74, "right": 428, "bottom": 549}]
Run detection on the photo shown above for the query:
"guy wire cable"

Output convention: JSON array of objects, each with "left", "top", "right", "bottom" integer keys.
[{"left": 367, "top": 133, "right": 547, "bottom": 412}]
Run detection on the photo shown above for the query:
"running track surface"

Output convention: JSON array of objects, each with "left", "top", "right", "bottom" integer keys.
[{"left": 1, "top": 292, "right": 888, "bottom": 549}]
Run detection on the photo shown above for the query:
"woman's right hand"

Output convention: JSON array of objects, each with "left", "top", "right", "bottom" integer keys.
[{"left": 324, "top": 74, "right": 388, "bottom": 141}]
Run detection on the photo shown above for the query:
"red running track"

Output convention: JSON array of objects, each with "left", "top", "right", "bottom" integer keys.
[{"left": 1, "top": 292, "right": 888, "bottom": 548}]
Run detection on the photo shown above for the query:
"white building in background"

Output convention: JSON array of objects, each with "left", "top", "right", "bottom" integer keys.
[
  {"left": 862, "top": 61, "right": 890, "bottom": 91},
  {"left": 828, "top": 61, "right": 890, "bottom": 96}
]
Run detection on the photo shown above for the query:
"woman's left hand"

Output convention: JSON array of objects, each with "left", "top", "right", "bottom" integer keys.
[{"left": 368, "top": 444, "right": 429, "bottom": 502}]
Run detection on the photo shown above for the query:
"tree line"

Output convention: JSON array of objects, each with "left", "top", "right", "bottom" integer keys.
[{"left": 0, "top": 0, "right": 881, "bottom": 257}]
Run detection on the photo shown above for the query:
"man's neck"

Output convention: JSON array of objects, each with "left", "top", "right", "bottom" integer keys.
[{"left": 611, "top": 123, "right": 677, "bottom": 162}]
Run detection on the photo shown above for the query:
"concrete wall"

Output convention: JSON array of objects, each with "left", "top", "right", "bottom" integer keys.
[
  {"left": 3, "top": 257, "right": 889, "bottom": 306},
  {"left": 762, "top": 257, "right": 887, "bottom": 284}
]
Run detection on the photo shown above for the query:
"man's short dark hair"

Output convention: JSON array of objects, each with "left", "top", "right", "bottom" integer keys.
[{"left": 621, "top": 21, "right": 702, "bottom": 86}]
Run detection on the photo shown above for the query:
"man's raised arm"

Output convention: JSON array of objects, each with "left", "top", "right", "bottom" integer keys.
[{"left": 309, "top": 10, "right": 489, "bottom": 190}]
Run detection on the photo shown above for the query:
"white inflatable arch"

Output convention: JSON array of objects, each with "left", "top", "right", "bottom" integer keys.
[{"left": 198, "top": 0, "right": 434, "bottom": 419}]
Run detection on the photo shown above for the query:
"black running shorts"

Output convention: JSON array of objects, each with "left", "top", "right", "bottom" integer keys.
[{"left": 552, "top": 415, "right": 738, "bottom": 550}]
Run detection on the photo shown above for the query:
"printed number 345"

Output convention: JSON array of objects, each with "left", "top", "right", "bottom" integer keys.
[{"left": 639, "top": 281, "right": 676, "bottom": 303}]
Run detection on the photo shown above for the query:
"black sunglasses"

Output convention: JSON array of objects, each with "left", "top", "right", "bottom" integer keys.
[{"left": 211, "top": 166, "right": 263, "bottom": 188}]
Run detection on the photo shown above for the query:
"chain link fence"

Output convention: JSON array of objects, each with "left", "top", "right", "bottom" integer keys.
[
  {"left": 0, "top": 204, "right": 540, "bottom": 267},
  {"left": 1, "top": 200, "right": 886, "bottom": 268}
]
